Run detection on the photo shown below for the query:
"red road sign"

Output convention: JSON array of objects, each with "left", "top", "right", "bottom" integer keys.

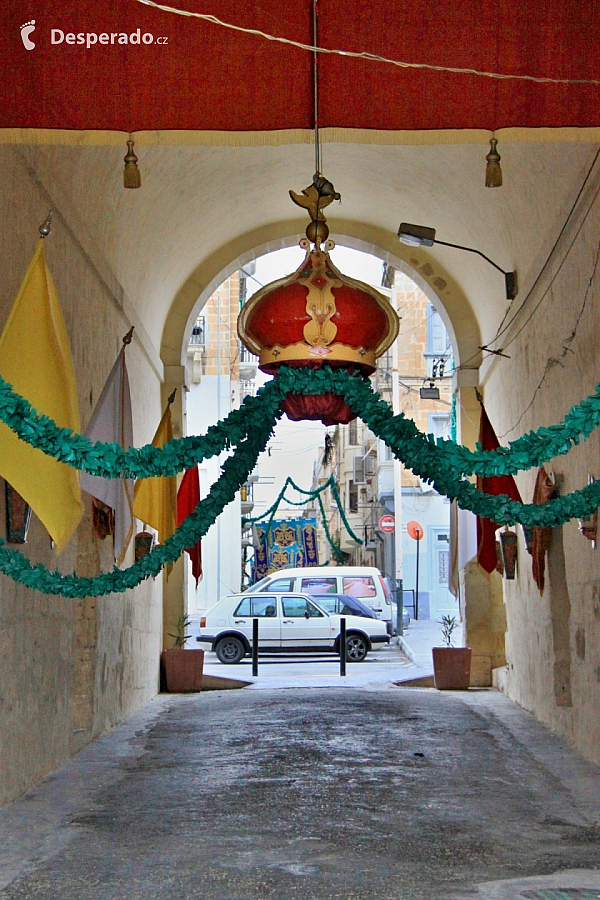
[
  {"left": 407, "top": 520, "right": 424, "bottom": 540},
  {"left": 379, "top": 514, "right": 395, "bottom": 533}
]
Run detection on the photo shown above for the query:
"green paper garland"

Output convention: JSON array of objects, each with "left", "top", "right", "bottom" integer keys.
[
  {"left": 2, "top": 367, "right": 600, "bottom": 480},
  {"left": 2, "top": 364, "right": 600, "bottom": 597},
  {"left": 0, "top": 426, "right": 275, "bottom": 598},
  {"left": 242, "top": 475, "right": 363, "bottom": 561},
  {"left": 0, "top": 374, "right": 285, "bottom": 478},
  {"left": 243, "top": 475, "right": 363, "bottom": 544}
]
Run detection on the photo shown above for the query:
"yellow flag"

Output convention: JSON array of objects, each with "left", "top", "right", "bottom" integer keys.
[
  {"left": 133, "top": 405, "right": 177, "bottom": 546},
  {"left": 0, "top": 240, "right": 82, "bottom": 553}
]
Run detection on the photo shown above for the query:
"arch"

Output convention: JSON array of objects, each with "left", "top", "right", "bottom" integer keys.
[{"left": 160, "top": 218, "right": 482, "bottom": 376}]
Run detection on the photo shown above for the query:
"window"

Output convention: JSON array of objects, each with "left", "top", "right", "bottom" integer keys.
[
  {"left": 424, "top": 304, "right": 453, "bottom": 377},
  {"left": 300, "top": 577, "right": 337, "bottom": 594},
  {"left": 379, "top": 439, "right": 392, "bottom": 462},
  {"left": 428, "top": 414, "right": 451, "bottom": 442},
  {"left": 427, "top": 305, "right": 447, "bottom": 354},
  {"left": 314, "top": 596, "right": 336, "bottom": 613},
  {"left": 353, "top": 455, "right": 366, "bottom": 484},
  {"left": 260, "top": 577, "right": 294, "bottom": 592},
  {"left": 348, "top": 418, "right": 358, "bottom": 446},
  {"left": 234, "top": 597, "right": 278, "bottom": 616},
  {"left": 281, "top": 596, "right": 324, "bottom": 617},
  {"left": 349, "top": 481, "right": 359, "bottom": 513},
  {"left": 342, "top": 576, "right": 376, "bottom": 598}
]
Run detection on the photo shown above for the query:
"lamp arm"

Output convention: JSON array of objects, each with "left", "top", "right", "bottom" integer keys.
[{"left": 433, "top": 238, "right": 507, "bottom": 275}]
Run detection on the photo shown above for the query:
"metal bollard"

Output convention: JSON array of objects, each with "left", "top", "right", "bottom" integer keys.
[
  {"left": 252, "top": 617, "right": 259, "bottom": 676},
  {"left": 396, "top": 578, "right": 404, "bottom": 636},
  {"left": 340, "top": 617, "right": 346, "bottom": 677}
]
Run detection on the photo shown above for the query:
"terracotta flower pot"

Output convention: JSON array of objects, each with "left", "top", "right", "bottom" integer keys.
[
  {"left": 163, "top": 649, "right": 205, "bottom": 693},
  {"left": 432, "top": 647, "right": 472, "bottom": 690}
]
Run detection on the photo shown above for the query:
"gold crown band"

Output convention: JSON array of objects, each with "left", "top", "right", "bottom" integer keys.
[{"left": 259, "top": 342, "right": 377, "bottom": 370}]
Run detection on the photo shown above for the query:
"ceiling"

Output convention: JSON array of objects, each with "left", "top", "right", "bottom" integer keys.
[{"left": 17, "top": 136, "right": 598, "bottom": 371}]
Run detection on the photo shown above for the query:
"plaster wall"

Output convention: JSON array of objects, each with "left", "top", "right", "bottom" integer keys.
[
  {"left": 483, "top": 159, "right": 600, "bottom": 764},
  {"left": 0, "top": 149, "right": 163, "bottom": 804}
]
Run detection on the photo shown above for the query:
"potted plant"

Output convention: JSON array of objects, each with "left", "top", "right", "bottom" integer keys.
[
  {"left": 162, "top": 614, "right": 205, "bottom": 693},
  {"left": 432, "top": 615, "right": 471, "bottom": 690}
]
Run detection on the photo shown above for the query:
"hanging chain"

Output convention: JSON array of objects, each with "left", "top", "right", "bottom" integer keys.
[{"left": 313, "top": 0, "right": 320, "bottom": 178}]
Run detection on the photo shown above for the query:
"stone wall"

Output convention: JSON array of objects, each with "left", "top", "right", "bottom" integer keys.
[
  {"left": 0, "top": 148, "right": 163, "bottom": 805},
  {"left": 484, "top": 159, "right": 600, "bottom": 765}
]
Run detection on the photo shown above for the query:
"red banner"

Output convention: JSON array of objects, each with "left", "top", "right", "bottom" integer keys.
[{"left": 3, "top": 0, "right": 600, "bottom": 132}]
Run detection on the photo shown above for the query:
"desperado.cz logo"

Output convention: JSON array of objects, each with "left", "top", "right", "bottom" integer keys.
[
  {"left": 20, "top": 19, "right": 168, "bottom": 50},
  {"left": 51, "top": 29, "right": 168, "bottom": 47}
]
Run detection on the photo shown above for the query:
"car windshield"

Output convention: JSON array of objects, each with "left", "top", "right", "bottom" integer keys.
[
  {"left": 246, "top": 576, "right": 270, "bottom": 592},
  {"left": 304, "top": 596, "right": 329, "bottom": 616},
  {"left": 312, "top": 594, "right": 337, "bottom": 613}
]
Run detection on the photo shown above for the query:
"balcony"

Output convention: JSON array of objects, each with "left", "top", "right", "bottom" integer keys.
[
  {"left": 239, "top": 343, "right": 258, "bottom": 381},
  {"left": 340, "top": 514, "right": 364, "bottom": 553},
  {"left": 188, "top": 315, "right": 206, "bottom": 349},
  {"left": 240, "top": 482, "right": 254, "bottom": 516}
]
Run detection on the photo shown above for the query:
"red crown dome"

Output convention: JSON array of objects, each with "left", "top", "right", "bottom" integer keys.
[{"left": 238, "top": 242, "right": 398, "bottom": 376}]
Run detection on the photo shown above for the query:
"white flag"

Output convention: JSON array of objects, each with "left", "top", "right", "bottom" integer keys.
[{"left": 81, "top": 346, "right": 134, "bottom": 565}]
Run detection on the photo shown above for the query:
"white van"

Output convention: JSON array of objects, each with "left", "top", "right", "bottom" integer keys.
[{"left": 245, "top": 566, "right": 395, "bottom": 635}]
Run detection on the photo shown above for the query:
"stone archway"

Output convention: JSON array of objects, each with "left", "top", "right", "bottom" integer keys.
[
  {"left": 160, "top": 218, "right": 482, "bottom": 376},
  {"left": 158, "top": 225, "right": 488, "bottom": 673}
]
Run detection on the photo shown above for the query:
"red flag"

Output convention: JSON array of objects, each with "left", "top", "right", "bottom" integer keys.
[
  {"left": 177, "top": 465, "right": 202, "bottom": 587},
  {"left": 476, "top": 403, "right": 522, "bottom": 574}
]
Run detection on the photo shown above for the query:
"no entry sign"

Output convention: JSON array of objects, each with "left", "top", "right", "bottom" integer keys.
[{"left": 379, "top": 514, "right": 395, "bottom": 533}]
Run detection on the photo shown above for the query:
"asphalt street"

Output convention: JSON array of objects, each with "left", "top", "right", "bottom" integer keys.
[{"left": 1, "top": 685, "right": 599, "bottom": 900}]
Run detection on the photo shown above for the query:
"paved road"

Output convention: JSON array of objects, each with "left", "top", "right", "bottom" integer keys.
[
  {"left": 1, "top": 687, "right": 599, "bottom": 900},
  {"left": 201, "top": 638, "right": 416, "bottom": 688}
]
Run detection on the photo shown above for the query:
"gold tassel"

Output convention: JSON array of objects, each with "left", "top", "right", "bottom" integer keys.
[
  {"left": 123, "top": 137, "right": 141, "bottom": 189},
  {"left": 485, "top": 137, "right": 502, "bottom": 188}
]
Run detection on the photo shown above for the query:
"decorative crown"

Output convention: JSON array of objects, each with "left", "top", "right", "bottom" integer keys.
[{"left": 237, "top": 177, "right": 399, "bottom": 377}]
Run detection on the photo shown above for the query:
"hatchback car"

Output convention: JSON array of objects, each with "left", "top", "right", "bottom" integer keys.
[
  {"left": 311, "top": 593, "right": 377, "bottom": 619},
  {"left": 196, "top": 592, "right": 390, "bottom": 664}
]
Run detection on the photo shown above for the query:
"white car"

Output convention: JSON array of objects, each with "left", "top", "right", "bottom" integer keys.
[{"left": 196, "top": 592, "right": 391, "bottom": 664}]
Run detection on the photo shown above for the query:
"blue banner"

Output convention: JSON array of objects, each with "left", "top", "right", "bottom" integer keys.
[{"left": 252, "top": 518, "right": 319, "bottom": 581}]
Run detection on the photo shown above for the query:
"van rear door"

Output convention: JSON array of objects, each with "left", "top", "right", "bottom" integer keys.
[{"left": 341, "top": 575, "right": 381, "bottom": 611}]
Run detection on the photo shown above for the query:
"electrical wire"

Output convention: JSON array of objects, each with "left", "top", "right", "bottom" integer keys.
[
  {"left": 135, "top": 0, "right": 600, "bottom": 86},
  {"left": 498, "top": 233, "right": 600, "bottom": 438},
  {"left": 490, "top": 147, "right": 600, "bottom": 354}
]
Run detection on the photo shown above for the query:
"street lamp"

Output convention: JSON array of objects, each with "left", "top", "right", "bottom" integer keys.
[{"left": 398, "top": 222, "right": 518, "bottom": 301}]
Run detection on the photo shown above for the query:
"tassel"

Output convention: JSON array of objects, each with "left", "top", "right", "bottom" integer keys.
[
  {"left": 123, "top": 137, "right": 141, "bottom": 189},
  {"left": 485, "top": 137, "right": 502, "bottom": 188}
]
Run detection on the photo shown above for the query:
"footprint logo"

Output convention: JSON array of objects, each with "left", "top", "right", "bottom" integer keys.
[{"left": 20, "top": 20, "right": 36, "bottom": 50}]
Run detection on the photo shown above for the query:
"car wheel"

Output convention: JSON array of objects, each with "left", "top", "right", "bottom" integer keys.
[
  {"left": 345, "top": 634, "right": 368, "bottom": 662},
  {"left": 215, "top": 636, "right": 246, "bottom": 664}
]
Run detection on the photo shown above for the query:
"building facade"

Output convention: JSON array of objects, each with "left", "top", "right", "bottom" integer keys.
[
  {"left": 185, "top": 271, "right": 258, "bottom": 617},
  {"left": 307, "top": 267, "right": 455, "bottom": 622}
]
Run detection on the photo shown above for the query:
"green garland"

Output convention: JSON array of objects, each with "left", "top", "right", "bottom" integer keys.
[
  {"left": 316, "top": 492, "right": 345, "bottom": 564},
  {"left": 0, "top": 374, "right": 285, "bottom": 478},
  {"left": 243, "top": 475, "right": 363, "bottom": 544},
  {"left": 2, "top": 366, "right": 600, "bottom": 480},
  {"left": 2, "top": 364, "right": 600, "bottom": 597},
  {"left": 242, "top": 475, "right": 362, "bottom": 561},
  {"left": 0, "top": 425, "right": 275, "bottom": 598}
]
